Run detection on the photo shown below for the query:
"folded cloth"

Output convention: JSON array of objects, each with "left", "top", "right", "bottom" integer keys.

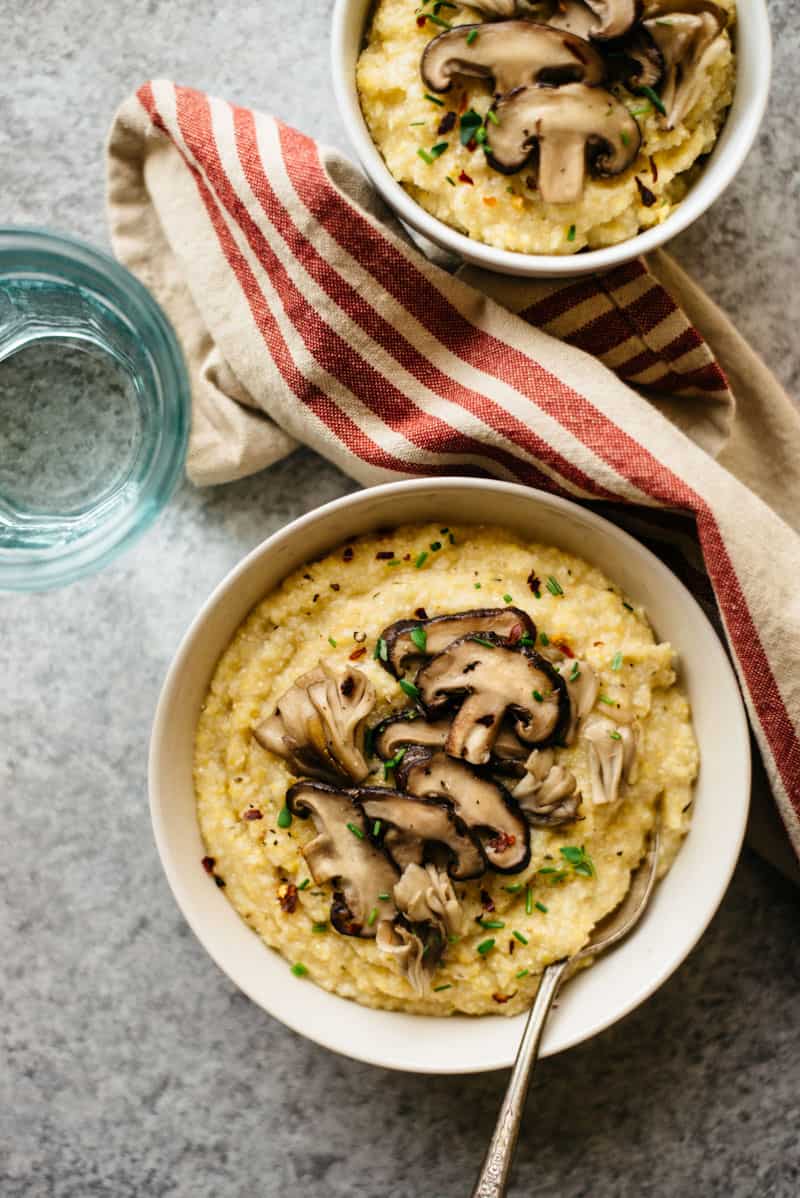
[{"left": 107, "top": 80, "right": 800, "bottom": 867}]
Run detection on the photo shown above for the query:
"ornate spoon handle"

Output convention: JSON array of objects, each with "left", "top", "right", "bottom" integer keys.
[{"left": 470, "top": 959, "right": 567, "bottom": 1198}]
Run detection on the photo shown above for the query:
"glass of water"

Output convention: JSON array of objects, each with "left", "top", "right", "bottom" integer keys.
[{"left": 0, "top": 228, "right": 190, "bottom": 591}]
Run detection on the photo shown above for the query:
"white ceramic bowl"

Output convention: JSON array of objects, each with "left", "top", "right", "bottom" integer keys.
[
  {"left": 149, "top": 479, "right": 750, "bottom": 1073},
  {"left": 331, "top": 0, "right": 771, "bottom": 278}
]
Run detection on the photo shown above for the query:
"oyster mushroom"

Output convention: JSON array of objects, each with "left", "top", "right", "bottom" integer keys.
[
  {"left": 610, "top": 27, "right": 665, "bottom": 90},
  {"left": 286, "top": 781, "right": 398, "bottom": 937},
  {"left": 552, "top": 658, "right": 599, "bottom": 743},
  {"left": 582, "top": 714, "right": 639, "bottom": 804},
  {"left": 485, "top": 82, "right": 642, "bottom": 202},
  {"left": 465, "top": 0, "right": 518, "bottom": 14},
  {"left": 359, "top": 790, "right": 485, "bottom": 880},
  {"left": 640, "top": 1, "right": 727, "bottom": 129},
  {"left": 373, "top": 711, "right": 529, "bottom": 769},
  {"left": 253, "top": 660, "right": 375, "bottom": 781},
  {"left": 393, "top": 862, "right": 465, "bottom": 939},
  {"left": 415, "top": 632, "right": 569, "bottom": 763},
  {"left": 378, "top": 607, "right": 535, "bottom": 678},
  {"left": 420, "top": 21, "right": 605, "bottom": 97},
  {"left": 396, "top": 746, "right": 530, "bottom": 873},
  {"left": 512, "top": 748, "right": 582, "bottom": 826},
  {"left": 376, "top": 920, "right": 433, "bottom": 996},
  {"left": 549, "top": 0, "right": 639, "bottom": 40}
]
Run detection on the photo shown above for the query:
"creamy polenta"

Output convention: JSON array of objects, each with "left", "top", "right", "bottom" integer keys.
[
  {"left": 356, "top": 0, "right": 736, "bottom": 254},
  {"left": 194, "top": 524, "right": 697, "bottom": 1016}
]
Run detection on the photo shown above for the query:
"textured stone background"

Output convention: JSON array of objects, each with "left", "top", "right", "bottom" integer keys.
[{"left": 2, "top": 2, "right": 798, "bottom": 1195}]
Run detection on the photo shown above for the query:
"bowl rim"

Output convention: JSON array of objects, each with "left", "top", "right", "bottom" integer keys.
[
  {"left": 330, "top": 0, "right": 772, "bottom": 277},
  {"left": 149, "top": 478, "right": 751, "bottom": 1073}
]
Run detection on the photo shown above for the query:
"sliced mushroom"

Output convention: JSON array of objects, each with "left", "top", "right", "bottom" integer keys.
[
  {"left": 610, "top": 27, "right": 665, "bottom": 90},
  {"left": 393, "top": 862, "right": 465, "bottom": 939},
  {"left": 641, "top": 1, "right": 727, "bottom": 129},
  {"left": 253, "top": 660, "right": 375, "bottom": 781},
  {"left": 415, "top": 632, "right": 569, "bottom": 763},
  {"left": 396, "top": 746, "right": 530, "bottom": 873},
  {"left": 286, "top": 781, "right": 398, "bottom": 937},
  {"left": 552, "top": 658, "right": 599, "bottom": 743},
  {"left": 512, "top": 748, "right": 582, "bottom": 826},
  {"left": 376, "top": 920, "right": 432, "bottom": 996},
  {"left": 378, "top": 607, "right": 535, "bottom": 678},
  {"left": 582, "top": 714, "right": 639, "bottom": 804},
  {"left": 420, "top": 21, "right": 605, "bottom": 97},
  {"left": 373, "top": 711, "right": 529, "bottom": 768},
  {"left": 465, "top": 0, "right": 518, "bottom": 15},
  {"left": 549, "top": 0, "right": 639, "bottom": 40},
  {"left": 486, "top": 83, "right": 642, "bottom": 202},
  {"left": 359, "top": 789, "right": 485, "bottom": 880}
]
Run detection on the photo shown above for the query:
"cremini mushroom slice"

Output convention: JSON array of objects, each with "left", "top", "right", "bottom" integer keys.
[
  {"left": 415, "top": 632, "right": 569, "bottom": 763},
  {"left": 372, "top": 711, "right": 529, "bottom": 768},
  {"left": 581, "top": 714, "right": 639, "bottom": 804},
  {"left": 485, "top": 83, "right": 642, "bottom": 202},
  {"left": 641, "top": 0, "right": 727, "bottom": 130},
  {"left": 359, "top": 790, "right": 486, "bottom": 880},
  {"left": 465, "top": 0, "right": 518, "bottom": 15},
  {"left": 377, "top": 607, "right": 535, "bottom": 678},
  {"left": 253, "top": 660, "right": 375, "bottom": 781},
  {"left": 512, "top": 748, "right": 582, "bottom": 826},
  {"left": 393, "top": 862, "right": 466, "bottom": 939},
  {"left": 396, "top": 745, "right": 530, "bottom": 873},
  {"left": 552, "top": 658, "right": 599, "bottom": 743},
  {"left": 549, "top": 0, "right": 639, "bottom": 40},
  {"left": 286, "top": 781, "right": 398, "bottom": 937},
  {"left": 420, "top": 21, "right": 605, "bottom": 98},
  {"left": 375, "top": 920, "right": 432, "bottom": 996}
]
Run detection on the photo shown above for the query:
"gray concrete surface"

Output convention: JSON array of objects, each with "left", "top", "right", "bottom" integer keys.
[{"left": 2, "top": 2, "right": 798, "bottom": 1195}]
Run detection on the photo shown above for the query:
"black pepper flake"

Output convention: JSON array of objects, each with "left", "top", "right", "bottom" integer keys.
[
  {"left": 437, "top": 110, "right": 456, "bottom": 135},
  {"left": 415, "top": 607, "right": 429, "bottom": 620},
  {"left": 527, "top": 570, "right": 541, "bottom": 597},
  {"left": 214, "top": 876, "right": 226, "bottom": 888},
  {"left": 480, "top": 888, "right": 495, "bottom": 912},
  {"left": 635, "top": 176, "right": 657, "bottom": 207},
  {"left": 343, "top": 546, "right": 354, "bottom": 562},
  {"left": 376, "top": 550, "right": 395, "bottom": 560},
  {"left": 330, "top": 582, "right": 340, "bottom": 591},
  {"left": 312, "top": 593, "right": 319, "bottom": 603}
]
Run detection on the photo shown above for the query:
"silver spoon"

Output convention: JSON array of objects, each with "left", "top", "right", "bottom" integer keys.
[{"left": 471, "top": 817, "right": 662, "bottom": 1198}]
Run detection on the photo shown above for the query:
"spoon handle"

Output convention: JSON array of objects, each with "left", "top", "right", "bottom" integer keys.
[{"left": 470, "top": 959, "right": 567, "bottom": 1198}]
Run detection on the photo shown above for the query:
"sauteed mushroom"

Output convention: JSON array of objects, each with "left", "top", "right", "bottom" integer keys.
[
  {"left": 485, "top": 82, "right": 641, "bottom": 201},
  {"left": 512, "top": 748, "right": 582, "bottom": 826},
  {"left": 376, "top": 920, "right": 435, "bottom": 995},
  {"left": 373, "top": 711, "right": 529, "bottom": 768},
  {"left": 640, "top": 0, "right": 727, "bottom": 129},
  {"left": 378, "top": 607, "right": 534, "bottom": 678},
  {"left": 421, "top": 21, "right": 605, "bottom": 97},
  {"left": 582, "top": 714, "right": 639, "bottom": 804},
  {"left": 396, "top": 746, "right": 530, "bottom": 873},
  {"left": 286, "top": 781, "right": 398, "bottom": 936},
  {"left": 415, "top": 632, "right": 569, "bottom": 763},
  {"left": 359, "top": 790, "right": 485, "bottom": 880},
  {"left": 253, "top": 661, "right": 375, "bottom": 781},
  {"left": 552, "top": 658, "right": 598, "bottom": 743},
  {"left": 549, "top": 0, "right": 639, "bottom": 40},
  {"left": 393, "top": 862, "right": 465, "bottom": 939}
]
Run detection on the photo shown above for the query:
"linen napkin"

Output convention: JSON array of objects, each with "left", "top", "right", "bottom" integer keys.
[{"left": 106, "top": 81, "right": 800, "bottom": 869}]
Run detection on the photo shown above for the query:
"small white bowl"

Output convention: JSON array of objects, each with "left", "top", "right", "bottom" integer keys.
[
  {"left": 331, "top": 0, "right": 771, "bottom": 277},
  {"left": 149, "top": 480, "right": 750, "bottom": 1073}
]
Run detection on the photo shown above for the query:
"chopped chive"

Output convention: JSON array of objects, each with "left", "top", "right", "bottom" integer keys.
[
  {"left": 378, "top": 892, "right": 390, "bottom": 901},
  {"left": 567, "top": 224, "right": 576, "bottom": 242},
  {"left": 448, "top": 533, "right": 456, "bottom": 544},
  {"left": 535, "top": 901, "right": 548, "bottom": 914},
  {"left": 445, "top": 174, "right": 456, "bottom": 185},
  {"left": 277, "top": 806, "right": 292, "bottom": 829},
  {"left": 630, "top": 103, "right": 652, "bottom": 116},
  {"left": 440, "top": 527, "right": 449, "bottom": 534},
  {"left": 424, "top": 91, "right": 444, "bottom": 106},
  {"left": 474, "top": 127, "right": 487, "bottom": 144},
  {"left": 525, "top": 885, "right": 533, "bottom": 915},
  {"left": 410, "top": 626, "right": 428, "bottom": 652},
  {"left": 367, "top": 907, "right": 378, "bottom": 927},
  {"left": 548, "top": 870, "right": 568, "bottom": 883},
  {"left": 478, "top": 918, "right": 506, "bottom": 930},
  {"left": 298, "top": 878, "right": 311, "bottom": 890},
  {"left": 574, "top": 862, "right": 594, "bottom": 878},
  {"left": 503, "top": 593, "right": 513, "bottom": 603},
  {"left": 598, "top": 694, "right": 615, "bottom": 706},
  {"left": 516, "top": 968, "right": 530, "bottom": 979},
  {"left": 417, "top": 148, "right": 435, "bottom": 164},
  {"left": 623, "top": 601, "right": 634, "bottom": 612},
  {"left": 430, "top": 540, "right": 442, "bottom": 551},
  {"left": 620, "top": 130, "right": 630, "bottom": 146},
  {"left": 409, "top": 120, "right": 426, "bottom": 126},
  {"left": 399, "top": 679, "right": 421, "bottom": 699},
  {"left": 610, "top": 730, "right": 622, "bottom": 740},
  {"left": 291, "top": 963, "right": 308, "bottom": 977},
  {"left": 539, "top": 632, "right": 550, "bottom": 647},
  {"left": 347, "top": 822, "right": 364, "bottom": 839},
  {"left": 466, "top": 27, "right": 478, "bottom": 44},
  {"left": 477, "top": 938, "right": 496, "bottom": 956},
  {"left": 312, "top": 922, "right": 328, "bottom": 933},
  {"left": 430, "top": 141, "right": 449, "bottom": 158},
  {"left": 374, "top": 636, "right": 388, "bottom": 662},
  {"left": 434, "top": 983, "right": 453, "bottom": 992},
  {"left": 474, "top": 582, "right": 482, "bottom": 589},
  {"left": 447, "top": 934, "right": 460, "bottom": 944},
  {"left": 513, "top": 930, "right": 528, "bottom": 945},
  {"left": 328, "top": 635, "right": 337, "bottom": 647},
  {"left": 383, "top": 748, "right": 406, "bottom": 778},
  {"left": 471, "top": 635, "right": 495, "bottom": 648},
  {"left": 504, "top": 882, "right": 523, "bottom": 893},
  {"left": 546, "top": 575, "right": 564, "bottom": 597},
  {"left": 560, "top": 845, "right": 595, "bottom": 877},
  {"left": 569, "top": 661, "right": 581, "bottom": 682},
  {"left": 363, "top": 724, "right": 375, "bottom": 759},
  {"left": 386, "top": 559, "right": 401, "bottom": 567},
  {"left": 611, "top": 651, "right": 623, "bottom": 671},
  {"left": 519, "top": 633, "right": 535, "bottom": 646},
  {"left": 639, "top": 84, "right": 667, "bottom": 115},
  {"left": 426, "top": 12, "right": 452, "bottom": 28},
  {"left": 373, "top": 819, "right": 382, "bottom": 837},
  {"left": 486, "top": 108, "right": 499, "bottom": 125},
  {"left": 415, "top": 550, "right": 429, "bottom": 568},
  {"left": 532, "top": 690, "right": 544, "bottom": 703}
]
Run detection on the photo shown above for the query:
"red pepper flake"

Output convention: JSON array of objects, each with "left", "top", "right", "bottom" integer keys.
[
  {"left": 458, "top": 170, "right": 474, "bottom": 185},
  {"left": 492, "top": 992, "right": 514, "bottom": 1004},
  {"left": 416, "top": 13, "right": 426, "bottom": 25},
  {"left": 650, "top": 155, "right": 659, "bottom": 182},
  {"left": 243, "top": 809, "right": 263, "bottom": 821},
  {"left": 375, "top": 550, "right": 395, "bottom": 560},
  {"left": 482, "top": 196, "right": 497, "bottom": 207},
  {"left": 403, "top": 554, "right": 411, "bottom": 561},
  {"left": 527, "top": 571, "right": 541, "bottom": 597},
  {"left": 349, "top": 646, "right": 367, "bottom": 661},
  {"left": 437, "top": 111, "right": 456, "bottom": 136},
  {"left": 278, "top": 882, "right": 298, "bottom": 913},
  {"left": 312, "top": 593, "right": 319, "bottom": 603},
  {"left": 479, "top": 888, "right": 496, "bottom": 912},
  {"left": 201, "top": 856, "right": 215, "bottom": 874},
  {"left": 330, "top": 582, "right": 340, "bottom": 592},
  {"left": 635, "top": 176, "right": 657, "bottom": 207},
  {"left": 507, "top": 622, "right": 522, "bottom": 645},
  {"left": 342, "top": 546, "right": 354, "bottom": 562},
  {"left": 553, "top": 638, "right": 574, "bottom": 658},
  {"left": 488, "top": 831, "right": 516, "bottom": 853},
  {"left": 414, "top": 607, "right": 429, "bottom": 620},
  {"left": 466, "top": 137, "right": 477, "bottom": 152}
]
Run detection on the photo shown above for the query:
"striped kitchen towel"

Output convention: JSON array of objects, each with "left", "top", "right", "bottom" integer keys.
[{"left": 107, "top": 81, "right": 800, "bottom": 864}]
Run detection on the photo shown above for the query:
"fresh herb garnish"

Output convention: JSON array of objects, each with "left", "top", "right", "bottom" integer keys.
[
  {"left": 445, "top": 175, "right": 456, "bottom": 185},
  {"left": 328, "top": 635, "right": 337, "bottom": 647},
  {"left": 503, "top": 593, "right": 513, "bottom": 603},
  {"left": 471, "top": 635, "right": 495, "bottom": 648},
  {"left": 367, "top": 907, "right": 378, "bottom": 927},
  {"left": 477, "top": 938, "right": 496, "bottom": 956},
  {"left": 478, "top": 918, "right": 506, "bottom": 930},
  {"left": 474, "top": 582, "right": 482, "bottom": 590},
  {"left": 434, "top": 983, "right": 453, "bottom": 992},
  {"left": 373, "top": 819, "right": 382, "bottom": 837},
  {"left": 519, "top": 634, "right": 535, "bottom": 646},
  {"left": 525, "top": 885, "right": 533, "bottom": 915},
  {"left": 415, "top": 550, "right": 429, "bottom": 568},
  {"left": 347, "top": 822, "right": 365, "bottom": 839},
  {"left": 425, "top": 12, "right": 452, "bottom": 28},
  {"left": 430, "top": 540, "right": 442, "bottom": 551},
  {"left": 486, "top": 108, "right": 499, "bottom": 125},
  {"left": 378, "top": 891, "right": 390, "bottom": 900},
  {"left": 513, "top": 930, "right": 528, "bottom": 945},
  {"left": 639, "top": 84, "right": 667, "bottom": 115},
  {"left": 539, "top": 631, "right": 550, "bottom": 646},
  {"left": 298, "top": 878, "right": 311, "bottom": 890},
  {"left": 466, "top": 28, "right": 478, "bottom": 44},
  {"left": 623, "top": 601, "right": 634, "bottom": 612},
  {"left": 535, "top": 901, "right": 548, "bottom": 914},
  {"left": 312, "top": 922, "right": 328, "bottom": 933},
  {"left": 516, "top": 968, "right": 530, "bottom": 979},
  {"left": 291, "top": 963, "right": 308, "bottom": 977},
  {"left": 546, "top": 575, "right": 564, "bottom": 597},
  {"left": 277, "top": 806, "right": 292, "bottom": 829},
  {"left": 374, "top": 635, "right": 388, "bottom": 662},
  {"left": 611, "top": 651, "right": 623, "bottom": 671},
  {"left": 567, "top": 224, "right": 576, "bottom": 242},
  {"left": 410, "top": 626, "right": 428, "bottom": 652},
  {"left": 598, "top": 694, "right": 615, "bottom": 706},
  {"left": 459, "top": 108, "right": 483, "bottom": 145},
  {"left": 504, "top": 882, "right": 523, "bottom": 893},
  {"left": 560, "top": 845, "right": 595, "bottom": 877},
  {"left": 609, "top": 730, "right": 622, "bottom": 740},
  {"left": 383, "top": 748, "right": 407, "bottom": 778},
  {"left": 569, "top": 661, "right": 581, "bottom": 682},
  {"left": 424, "top": 91, "right": 444, "bottom": 107},
  {"left": 400, "top": 679, "right": 421, "bottom": 699}
]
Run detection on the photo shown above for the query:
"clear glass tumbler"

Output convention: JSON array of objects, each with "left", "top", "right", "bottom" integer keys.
[{"left": 0, "top": 228, "right": 190, "bottom": 591}]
